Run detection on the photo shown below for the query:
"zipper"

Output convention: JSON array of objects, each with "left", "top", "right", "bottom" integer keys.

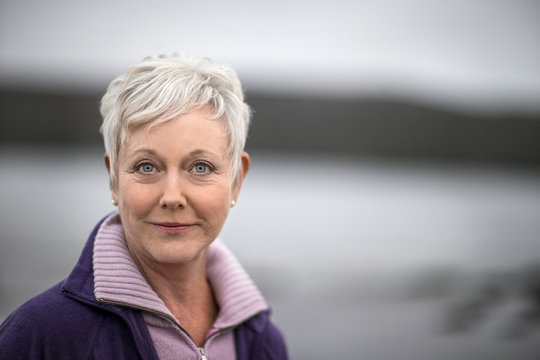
[
  {"left": 199, "top": 347, "right": 208, "bottom": 360},
  {"left": 100, "top": 297, "right": 218, "bottom": 359},
  {"left": 99, "top": 297, "right": 247, "bottom": 360}
]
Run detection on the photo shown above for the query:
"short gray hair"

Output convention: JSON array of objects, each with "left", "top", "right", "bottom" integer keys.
[{"left": 100, "top": 53, "right": 251, "bottom": 189}]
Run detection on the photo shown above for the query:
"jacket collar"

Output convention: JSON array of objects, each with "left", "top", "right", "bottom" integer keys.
[{"left": 62, "top": 212, "right": 269, "bottom": 332}]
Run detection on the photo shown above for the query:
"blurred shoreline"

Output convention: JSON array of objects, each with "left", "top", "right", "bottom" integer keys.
[{"left": 2, "top": 88, "right": 540, "bottom": 167}]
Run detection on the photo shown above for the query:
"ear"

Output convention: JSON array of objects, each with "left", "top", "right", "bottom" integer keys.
[
  {"left": 232, "top": 152, "right": 251, "bottom": 201},
  {"left": 104, "top": 154, "right": 116, "bottom": 196},
  {"left": 104, "top": 153, "right": 112, "bottom": 175}
]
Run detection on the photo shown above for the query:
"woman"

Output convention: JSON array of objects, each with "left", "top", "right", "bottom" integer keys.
[{"left": 0, "top": 54, "right": 288, "bottom": 359}]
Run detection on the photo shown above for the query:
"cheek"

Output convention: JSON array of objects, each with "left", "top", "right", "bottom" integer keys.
[
  {"left": 195, "top": 184, "right": 232, "bottom": 221},
  {"left": 119, "top": 182, "right": 158, "bottom": 218}
]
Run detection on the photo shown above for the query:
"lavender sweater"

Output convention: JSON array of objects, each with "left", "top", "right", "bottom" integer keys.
[
  {"left": 0, "top": 214, "right": 288, "bottom": 359},
  {"left": 94, "top": 212, "right": 270, "bottom": 359}
]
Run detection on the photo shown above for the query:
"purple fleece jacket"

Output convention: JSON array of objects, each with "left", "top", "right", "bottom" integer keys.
[{"left": 0, "top": 215, "right": 288, "bottom": 360}]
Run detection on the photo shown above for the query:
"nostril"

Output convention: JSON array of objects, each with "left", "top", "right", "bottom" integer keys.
[
  {"left": 159, "top": 193, "right": 186, "bottom": 209},
  {"left": 160, "top": 199, "right": 185, "bottom": 209}
]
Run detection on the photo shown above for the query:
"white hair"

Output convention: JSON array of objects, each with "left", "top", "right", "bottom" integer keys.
[{"left": 100, "top": 53, "right": 251, "bottom": 188}]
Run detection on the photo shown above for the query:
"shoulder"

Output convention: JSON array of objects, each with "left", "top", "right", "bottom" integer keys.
[
  {"left": 235, "top": 310, "right": 289, "bottom": 360},
  {"left": 0, "top": 282, "right": 105, "bottom": 359}
]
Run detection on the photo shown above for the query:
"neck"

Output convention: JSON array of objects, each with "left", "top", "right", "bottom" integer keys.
[{"left": 130, "top": 248, "right": 219, "bottom": 346}]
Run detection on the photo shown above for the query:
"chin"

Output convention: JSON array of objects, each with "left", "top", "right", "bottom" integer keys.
[{"left": 149, "top": 241, "right": 210, "bottom": 265}]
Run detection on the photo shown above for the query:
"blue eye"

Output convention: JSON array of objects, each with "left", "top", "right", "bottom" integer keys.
[
  {"left": 192, "top": 163, "right": 212, "bottom": 174},
  {"left": 138, "top": 163, "right": 156, "bottom": 173}
]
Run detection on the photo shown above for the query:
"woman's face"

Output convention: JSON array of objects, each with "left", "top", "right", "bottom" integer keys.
[{"left": 108, "top": 108, "right": 249, "bottom": 267}]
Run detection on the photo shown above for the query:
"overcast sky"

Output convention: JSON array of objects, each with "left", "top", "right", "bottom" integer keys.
[{"left": 1, "top": 0, "right": 539, "bottom": 113}]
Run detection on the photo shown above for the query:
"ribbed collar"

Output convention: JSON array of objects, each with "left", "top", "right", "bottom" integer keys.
[{"left": 93, "top": 212, "right": 268, "bottom": 330}]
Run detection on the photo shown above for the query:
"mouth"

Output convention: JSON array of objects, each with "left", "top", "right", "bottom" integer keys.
[{"left": 151, "top": 222, "right": 195, "bottom": 233}]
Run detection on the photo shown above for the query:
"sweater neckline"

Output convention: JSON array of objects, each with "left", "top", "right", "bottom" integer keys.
[{"left": 92, "top": 212, "right": 268, "bottom": 330}]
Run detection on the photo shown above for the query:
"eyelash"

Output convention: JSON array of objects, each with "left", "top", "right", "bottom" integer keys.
[
  {"left": 134, "top": 162, "right": 158, "bottom": 174},
  {"left": 190, "top": 162, "right": 214, "bottom": 175}
]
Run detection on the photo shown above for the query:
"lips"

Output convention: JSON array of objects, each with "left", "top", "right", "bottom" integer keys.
[{"left": 151, "top": 222, "right": 194, "bottom": 233}]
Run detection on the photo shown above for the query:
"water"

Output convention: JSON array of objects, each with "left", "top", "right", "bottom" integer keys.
[{"left": 1, "top": 147, "right": 540, "bottom": 358}]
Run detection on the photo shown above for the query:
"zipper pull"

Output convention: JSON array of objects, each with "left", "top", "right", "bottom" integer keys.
[{"left": 199, "top": 347, "right": 208, "bottom": 360}]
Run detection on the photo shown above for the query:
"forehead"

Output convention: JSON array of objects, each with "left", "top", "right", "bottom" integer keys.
[{"left": 121, "top": 109, "right": 229, "bottom": 159}]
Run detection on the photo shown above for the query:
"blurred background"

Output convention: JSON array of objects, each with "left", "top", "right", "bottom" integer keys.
[{"left": 1, "top": 0, "right": 540, "bottom": 358}]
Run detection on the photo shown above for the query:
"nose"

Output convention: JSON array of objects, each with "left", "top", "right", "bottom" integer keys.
[{"left": 159, "top": 172, "right": 187, "bottom": 209}]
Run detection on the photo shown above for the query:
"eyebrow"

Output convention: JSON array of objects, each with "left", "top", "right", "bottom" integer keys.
[
  {"left": 129, "top": 147, "right": 221, "bottom": 160},
  {"left": 186, "top": 149, "right": 221, "bottom": 158},
  {"left": 130, "top": 147, "right": 160, "bottom": 157}
]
